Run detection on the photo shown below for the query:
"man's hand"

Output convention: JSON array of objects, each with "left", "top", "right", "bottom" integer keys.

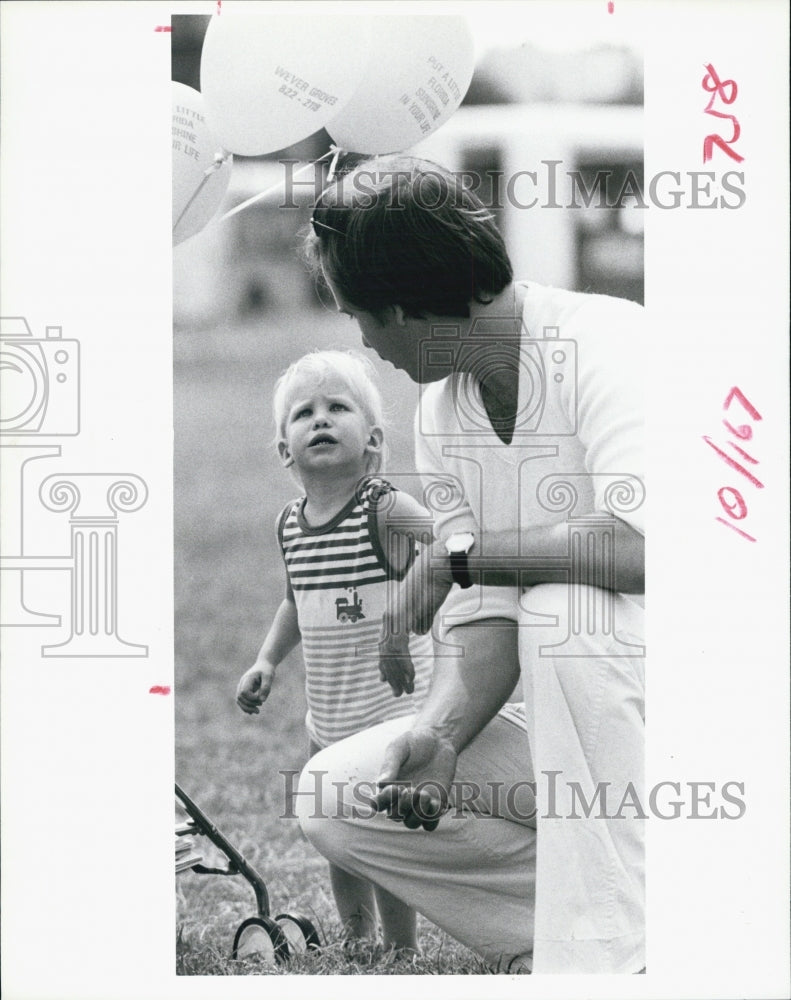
[
  {"left": 235, "top": 663, "right": 274, "bottom": 714},
  {"left": 378, "top": 630, "right": 415, "bottom": 697},
  {"left": 371, "top": 727, "right": 459, "bottom": 831}
]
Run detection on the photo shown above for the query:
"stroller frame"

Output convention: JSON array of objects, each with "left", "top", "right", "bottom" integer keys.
[{"left": 176, "top": 781, "right": 321, "bottom": 963}]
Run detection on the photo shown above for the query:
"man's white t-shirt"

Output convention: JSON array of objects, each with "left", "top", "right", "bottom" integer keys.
[{"left": 414, "top": 281, "right": 645, "bottom": 629}]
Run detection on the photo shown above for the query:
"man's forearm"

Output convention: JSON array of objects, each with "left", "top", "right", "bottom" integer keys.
[
  {"left": 464, "top": 518, "right": 645, "bottom": 595},
  {"left": 414, "top": 632, "right": 521, "bottom": 754},
  {"left": 403, "top": 517, "right": 643, "bottom": 754}
]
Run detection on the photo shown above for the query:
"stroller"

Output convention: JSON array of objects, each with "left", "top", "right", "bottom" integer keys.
[{"left": 176, "top": 782, "right": 321, "bottom": 963}]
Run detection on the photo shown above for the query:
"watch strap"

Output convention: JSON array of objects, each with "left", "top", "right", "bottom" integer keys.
[{"left": 449, "top": 550, "right": 473, "bottom": 589}]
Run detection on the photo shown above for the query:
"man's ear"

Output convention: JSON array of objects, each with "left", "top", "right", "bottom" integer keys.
[
  {"left": 393, "top": 304, "right": 408, "bottom": 327},
  {"left": 277, "top": 439, "right": 294, "bottom": 468}
]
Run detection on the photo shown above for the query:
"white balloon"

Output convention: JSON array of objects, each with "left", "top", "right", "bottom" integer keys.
[
  {"left": 327, "top": 15, "right": 475, "bottom": 154},
  {"left": 200, "top": 14, "right": 372, "bottom": 156},
  {"left": 172, "top": 83, "right": 232, "bottom": 247}
]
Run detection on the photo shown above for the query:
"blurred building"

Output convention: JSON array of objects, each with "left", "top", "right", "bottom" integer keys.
[
  {"left": 466, "top": 42, "right": 643, "bottom": 106},
  {"left": 414, "top": 105, "right": 643, "bottom": 304}
]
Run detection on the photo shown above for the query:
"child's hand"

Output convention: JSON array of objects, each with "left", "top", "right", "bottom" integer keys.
[
  {"left": 378, "top": 629, "right": 415, "bottom": 698},
  {"left": 236, "top": 663, "right": 274, "bottom": 715}
]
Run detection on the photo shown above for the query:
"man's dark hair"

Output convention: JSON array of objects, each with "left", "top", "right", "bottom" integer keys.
[{"left": 305, "top": 156, "right": 513, "bottom": 319}]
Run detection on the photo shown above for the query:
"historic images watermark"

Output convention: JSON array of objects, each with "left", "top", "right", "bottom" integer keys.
[
  {"left": 279, "top": 770, "right": 747, "bottom": 823},
  {"left": 365, "top": 317, "right": 646, "bottom": 656},
  {"left": 279, "top": 159, "right": 746, "bottom": 211},
  {"left": 0, "top": 316, "right": 149, "bottom": 655}
]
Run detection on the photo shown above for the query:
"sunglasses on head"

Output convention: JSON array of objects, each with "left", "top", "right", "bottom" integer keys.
[
  {"left": 310, "top": 189, "right": 348, "bottom": 238},
  {"left": 310, "top": 216, "right": 346, "bottom": 237}
]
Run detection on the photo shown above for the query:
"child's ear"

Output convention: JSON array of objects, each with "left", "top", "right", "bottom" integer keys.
[
  {"left": 277, "top": 439, "right": 294, "bottom": 469},
  {"left": 365, "top": 425, "right": 384, "bottom": 459}
]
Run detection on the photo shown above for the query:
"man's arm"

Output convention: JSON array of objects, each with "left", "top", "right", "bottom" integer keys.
[
  {"left": 395, "top": 515, "right": 643, "bottom": 638},
  {"left": 373, "top": 514, "right": 643, "bottom": 827},
  {"left": 413, "top": 621, "right": 521, "bottom": 753},
  {"left": 472, "top": 517, "right": 644, "bottom": 595},
  {"left": 373, "top": 604, "right": 521, "bottom": 828}
]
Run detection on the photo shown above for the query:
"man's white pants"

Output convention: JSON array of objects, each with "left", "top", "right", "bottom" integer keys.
[{"left": 297, "top": 583, "right": 645, "bottom": 973}]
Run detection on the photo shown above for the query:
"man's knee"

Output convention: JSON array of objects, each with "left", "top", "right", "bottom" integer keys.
[
  {"left": 295, "top": 753, "right": 350, "bottom": 863},
  {"left": 518, "top": 583, "right": 621, "bottom": 694},
  {"left": 518, "top": 584, "right": 568, "bottom": 664},
  {"left": 519, "top": 583, "right": 569, "bottom": 621},
  {"left": 519, "top": 583, "right": 639, "bottom": 659}
]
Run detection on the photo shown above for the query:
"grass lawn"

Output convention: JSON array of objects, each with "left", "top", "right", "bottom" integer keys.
[{"left": 174, "top": 305, "right": 490, "bottom": 974}]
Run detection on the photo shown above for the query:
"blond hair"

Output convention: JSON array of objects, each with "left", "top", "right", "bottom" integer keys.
[{"left": 272, "top": 350, "right": 386, "bottom": 475}]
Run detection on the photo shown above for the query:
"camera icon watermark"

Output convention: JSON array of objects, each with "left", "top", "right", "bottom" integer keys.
[
  {"left": 0, "top": 317, "right": 80, "bottom": 436},
  {"left": 417, "top": 321, "right": 577, "bottom": 438},
  {"left": 0, "top": 314, "right": 148, "bottom": 656}
]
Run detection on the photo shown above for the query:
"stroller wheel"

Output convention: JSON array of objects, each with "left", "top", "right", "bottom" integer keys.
[
  {"left": 232, "top": 916, "right": 290, "bottom": 964},
  {"left": 274, "top": 912, "right": 321, "bottom": 953}
]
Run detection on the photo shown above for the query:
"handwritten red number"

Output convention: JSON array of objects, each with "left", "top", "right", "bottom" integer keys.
[
  {"left": 708, "top": 385, "right": 762, "bottom": 542},
  {"left": 709, "top": 386, "right": 762, "bottom": 542},
  {"left": 722, "top": 419, "right": 752, "bottom": 441},
  {"left": 723, "top": 386, "right": 762, "bottom": 421},
  {"left": 702, "top": 64, "right": 743, "bottom": 163},
  {"left": 715, "top": 517, "right": 757, "bottom": 542},
  {"left": 727, "top": 440, "right": 758, "bottom": 465},
  {"left": 702, "top": 437, "right": 764, "bottom": 489},
  {"left": 717, "top": 486, "right": 748, "bottom": 520},
  {"left": 703, "top": 132, "right": 745, "bottom": 164},
  {"left": 702, "top": 64, "right": 738, "bottom": 104}
]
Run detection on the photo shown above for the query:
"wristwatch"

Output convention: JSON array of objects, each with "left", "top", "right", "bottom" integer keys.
[{"left": 444, "top": 532, "right": 475, "bottom": 589}]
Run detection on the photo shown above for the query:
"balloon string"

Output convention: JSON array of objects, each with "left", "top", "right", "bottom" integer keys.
[
  {"left": 173, "top": 150, "right": 231, "bottom": 235},
  {"left": 326, "top": 144, "right": 343, "bottom": 183},
  {"left": 219, "top": 148, "right": 337, "bottom": 223}
]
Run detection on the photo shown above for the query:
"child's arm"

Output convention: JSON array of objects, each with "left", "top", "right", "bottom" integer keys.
[
  {"left": 376, "top": 489, "right": 435, "bottom": 576},
  {"left": 236, "top": 585, "right": 300, "bottom": 715},
  {"left": 374, "top": 491, "right": 434, "bottom": 698}
]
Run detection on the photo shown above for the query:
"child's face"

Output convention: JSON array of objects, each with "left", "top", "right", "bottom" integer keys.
[{"left": 278, "top": 373, "right": 382, "bottom": 478}]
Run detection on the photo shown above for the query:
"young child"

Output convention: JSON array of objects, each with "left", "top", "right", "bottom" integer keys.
[{"left": 236, "top": 350, "right": 434, "bottom": 955}]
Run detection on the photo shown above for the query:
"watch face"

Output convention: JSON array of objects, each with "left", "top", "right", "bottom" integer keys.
[{"left": 446, "top": 532, "right": 475, "bottom": 554}]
